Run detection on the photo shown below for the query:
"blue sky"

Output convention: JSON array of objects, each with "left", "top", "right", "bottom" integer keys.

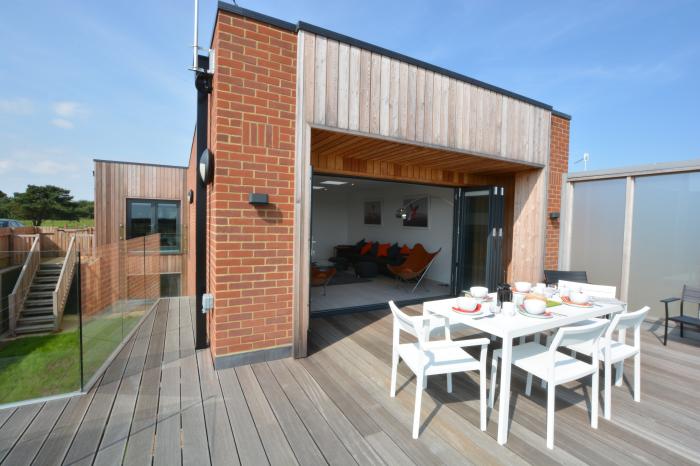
[{"left": 1, "top": 0, "right": 698, "bottom": 200}]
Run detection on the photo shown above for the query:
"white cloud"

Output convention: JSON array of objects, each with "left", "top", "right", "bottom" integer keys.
[
  {"left": 0, "top": 160, "right": 12, "bottom": 174},
  {"left": 0, "top": 98, "right": 34, "bottom": 115},
  {"left": 51, "top": 118, "right": 75, "bottom": 129},
  {"left": 53, "top": 101, "right": 86, "bottom": 118}
]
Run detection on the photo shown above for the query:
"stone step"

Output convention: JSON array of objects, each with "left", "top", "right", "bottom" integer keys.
[
  {"left": 31, "top": 284, "right": 56, "bottom": 291},
  {"left": 25, "top": 297, "right": 53, "bottom": 308},
  {"left": 27, "top": 291, "right": 54, "bottom": 300},
  {"left": 18, "top": 314, "right": 55, "bottom": 325},
  {"left": 15, "top": 323, "right": 55, "bottom": 334},
  {"left": 21, "top": 306, "right": 54, "bottom": 316}
]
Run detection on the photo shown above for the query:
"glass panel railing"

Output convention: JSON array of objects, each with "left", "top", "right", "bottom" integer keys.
[
  {"left": 0, "top": 248, "right": 81, "bottom": 404},
  {"left": 0, "top": 230, "right": 174, "bottom": 405}
]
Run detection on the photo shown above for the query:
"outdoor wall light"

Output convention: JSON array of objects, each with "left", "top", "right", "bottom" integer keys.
[
  {"left": 187, "top": 189, "right": 194, "bottom": 204},
  {"left": 249, "top": 193, "right": 270, "bottom": 205},
  {"left": 199, "top": 148, "right": 214, "bottom": 185},
  {"left": 549, "top": 211, "right": 560, "bottom": 220}
]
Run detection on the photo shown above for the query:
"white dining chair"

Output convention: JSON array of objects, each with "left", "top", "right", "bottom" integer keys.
[
  {"left": 489, "top": 320, "right": 608, "bottom": 449},
  {"left": 558, "top": 280, "right": 618, "bottom": 299},
  {"left": 389, "top": 301, "right": 490, "bottom": 438},
  {"left": 561, "top": 306, "right": 649, "bottom": 420}
]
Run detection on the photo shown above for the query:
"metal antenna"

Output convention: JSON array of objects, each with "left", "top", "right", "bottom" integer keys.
[{"left": 573, "top": 152, "right": 590, "bottom": 171}]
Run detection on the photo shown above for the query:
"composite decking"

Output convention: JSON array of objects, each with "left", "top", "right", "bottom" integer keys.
[{"left": 0, "top": 297, "right": 699, "bottom": 465}]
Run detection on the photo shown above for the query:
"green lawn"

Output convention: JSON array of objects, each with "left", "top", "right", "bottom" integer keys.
[
  {"left": 0, "top": 311, "right": 142, "bottom": 404},
  {"left": 19, "top": 218, "right": 94, "bottom": 228}
]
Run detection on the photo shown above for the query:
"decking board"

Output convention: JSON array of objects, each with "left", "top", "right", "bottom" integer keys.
[{"left": 0, "top": 298, "right": 697, "bottom": 465}]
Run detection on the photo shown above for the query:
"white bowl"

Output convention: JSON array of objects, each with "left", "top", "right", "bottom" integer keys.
[
  {"left": 469, "top": 286, "right": 489, "bottom": 299},
  {"left": 456, "top": 297, "right": 478, "bottom": 311},
  {"left": 569, "top": 292, "right": 590, "bottom": 305},
  {"left": 524, "top": 299, "right": 546, "bottom": 315},
  {"left": 514, "top": 281, "right": 531, "bottom": 293}
]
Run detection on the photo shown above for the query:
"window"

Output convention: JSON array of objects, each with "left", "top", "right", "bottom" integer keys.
[
  {"left": 160, "top": 273, "right": 181, "bottom": 297},
  {"left": 126, "top": 199, "right": 180, "bottom": 252}
]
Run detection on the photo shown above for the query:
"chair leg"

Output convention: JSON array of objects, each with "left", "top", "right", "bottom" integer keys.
[
  {"left": 615, "top": 362, "right": 623, "bottom": 387},
  {"left": 680, "top": 322, "right": 684, "bottom": 338},
  {"left": 390, "top": 350, "right": 399, "bottom": 397},
  {"left": 489, "top": 355, "right": 498, "bottom": 409},
  {"left": 447, "top": 373, "right": 453, "bottom": 393},
  {"left": 525, "top": 373, "right": 533, "bottom": 397},
  {"left": 542, "top": 335, "right": 551, "bottom": 389},
  {"left": 423, "top": 375, "right": 428, "bottom": 389},
  {"left": 480, "top": 367, "right": 487, "bottom": 431},
  {"left": 547, "top": 383, "right": 555, "bottom": 450},
  {"left": 663, "top": 318, "right": 668, "bottom": 345},
  {"left": 413, "top": 373, "right": 424, "bottom": 438},
  {"left": 591, "top": 368, "right": 599, "bottom": 429},
  {"left": 634, "top": 354, "right": 641, "bottom": 402},
  {"left": 604, "top": 360, "right": 612, "bottom": 420}
]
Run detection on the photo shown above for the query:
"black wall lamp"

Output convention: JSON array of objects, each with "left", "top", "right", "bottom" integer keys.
[
  {"left": 187, "top": 189, "right": 194, "bottom": 204},
  {"left": 199, "top": 148, "right": 214, "bottom": 185},
  {"left": 549, "top": 211, "right": 560, "bottom": 220},
  {"left": 249, "top": 193, "right": 270, "bottom": 205}
]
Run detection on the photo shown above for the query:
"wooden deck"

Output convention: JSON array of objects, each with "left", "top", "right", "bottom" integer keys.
[{"left": 0, "top": 297, "right": 699, "bottom": 465}]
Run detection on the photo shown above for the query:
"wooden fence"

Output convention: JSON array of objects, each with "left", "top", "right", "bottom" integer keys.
[{"left": 0, "top": 227, "right": 95, "bottom": 263}]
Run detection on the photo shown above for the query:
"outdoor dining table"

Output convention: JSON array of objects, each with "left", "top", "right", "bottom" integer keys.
[{"left": 423, "top": 296, "right": 625, "bottom": 445}]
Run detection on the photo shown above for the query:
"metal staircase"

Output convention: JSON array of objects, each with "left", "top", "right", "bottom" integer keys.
[{"left": 14, "top": 262, "right": 63, "bottom": 334}]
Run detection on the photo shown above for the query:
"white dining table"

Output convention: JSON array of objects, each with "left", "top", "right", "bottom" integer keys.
[{"left": 423, "top": 296, "right": 625, "bottom": 445}]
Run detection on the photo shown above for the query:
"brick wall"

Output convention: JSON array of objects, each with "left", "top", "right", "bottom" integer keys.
[
  {"left": 545, "top": 115, "right": 570, "bottom": 269},
  {"left": 207, "top": 10, "right": 297, "bottom": 359}
]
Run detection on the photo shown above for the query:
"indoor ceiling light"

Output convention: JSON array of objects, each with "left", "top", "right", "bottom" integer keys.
[
  {"left": 312, "top": 186, "right": 326, "bottom": 190},
  {"left": 320, "top": 180, "right": 348, "bottom": 186}
]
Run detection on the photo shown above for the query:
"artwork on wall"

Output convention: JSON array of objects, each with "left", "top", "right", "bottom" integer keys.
[
  {"left": 363, "top": 200, "right": 382, "bottom": 225},
  {"left": 402, "top": 197, "right": 429, "bottom": 228}
]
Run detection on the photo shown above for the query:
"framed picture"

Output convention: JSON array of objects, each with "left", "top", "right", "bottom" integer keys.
[
  {"left": 402, "top": 196, "right": 429, "bottom": 228},
  {"left": 363, "top": 200, "right": 382, "bottom": 225}
]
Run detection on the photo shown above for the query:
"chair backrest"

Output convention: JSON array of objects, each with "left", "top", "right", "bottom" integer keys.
[
  {"left": 400, "top": 244, "right": 441, "bottom": 273},
  {"left": 545, "top": 270, "right": 588, "bottom": 286},
  {"left": 551, "top": 319, "right": 608, "bottom": 352},
  {"left": 388, "top": 300, "right": 418, "bottom": 338},
  {"left": 559, "top": 280, "right": 617, "bottom": 299},
  {"left": 682, "top": 285, "right": 700, "bottom": 304},
  {"left": 606, "top": 306, "right": 649, "bottom": 351}
]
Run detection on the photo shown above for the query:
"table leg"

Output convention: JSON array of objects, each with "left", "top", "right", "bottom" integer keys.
[{"left": 497, "top": 336, "right": 513, "bottom": 445}]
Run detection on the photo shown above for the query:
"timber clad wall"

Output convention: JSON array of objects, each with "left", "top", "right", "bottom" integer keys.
[
  {"left": 545, "top": 115, "right": 570, "bottom": 270},
  {"left": 208, "top": 11, "right": 297, "bottom": 359}
]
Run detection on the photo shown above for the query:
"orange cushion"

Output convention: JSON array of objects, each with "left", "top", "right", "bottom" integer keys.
[
  {"left": 400, "top": 244, "right": 411, "bottom": 255},
  {"left": 360, "top": 242, "right": 373, "bottom": 255},
  {"left": 377, "top": 243, "right": 391, "bottom": 257}
]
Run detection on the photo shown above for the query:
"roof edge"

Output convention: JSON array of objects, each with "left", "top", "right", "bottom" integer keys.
[
  {"left": 93, "top": 159, "right": 188, "bottom": 170},
  {"left": 216, "top": 1, "right": 569, "bottom": 115},
  {"left": 567, "top": 158, "right": 700, "bottom": 181},
  {"left": 552, "top": 109, "right": 572, "bottom": 121}
]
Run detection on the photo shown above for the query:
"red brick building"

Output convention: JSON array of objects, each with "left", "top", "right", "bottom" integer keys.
[{"left": 187, "top": 3, "right": 571, "bottom": 368}]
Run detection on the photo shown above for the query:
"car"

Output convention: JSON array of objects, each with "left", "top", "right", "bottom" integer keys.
[{"left": 0, "top": 219, "right": 25, "bottom": 228}]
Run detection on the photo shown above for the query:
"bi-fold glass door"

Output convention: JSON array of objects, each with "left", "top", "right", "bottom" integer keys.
[{"left": 452, "top": 186, "right": 505, "bottom": 294}]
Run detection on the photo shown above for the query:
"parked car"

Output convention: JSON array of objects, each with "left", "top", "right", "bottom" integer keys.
[{"left": 0, "top": 219, "right": 25, "bottom": 228}]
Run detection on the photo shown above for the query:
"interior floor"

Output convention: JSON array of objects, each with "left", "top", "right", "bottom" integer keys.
[{"left": 310, "top": 273, "right": 449, "bottom": 313}]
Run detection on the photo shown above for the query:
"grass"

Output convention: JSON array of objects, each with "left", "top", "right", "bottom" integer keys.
[
  {"left": 19, "top": 218, "right": 94, "bottom": 228},
  {"left": 0, "top": 309, "right": 143, "bottom": 404}
]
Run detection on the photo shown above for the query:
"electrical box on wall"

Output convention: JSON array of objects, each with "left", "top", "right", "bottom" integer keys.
[{"left": 202, "top": 293, "right": 214, "bottom": 313}]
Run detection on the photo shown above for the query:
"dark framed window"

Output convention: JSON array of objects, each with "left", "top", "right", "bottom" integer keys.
[
  {"left": 126, "top": 199, "right": 181, "bottom": 253},
  {"left": 160, "top": 273, "right": 181, "bottom": 297}
]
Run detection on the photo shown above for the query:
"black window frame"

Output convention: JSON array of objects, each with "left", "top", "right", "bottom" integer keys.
[{"left": 126, "top": 199, "right": 181, "bottom": 253}]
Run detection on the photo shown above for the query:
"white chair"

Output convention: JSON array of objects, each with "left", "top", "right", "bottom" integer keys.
[
  {"left": 389, "top": 301, "right": 490, "bottom": 438},
  {"left": 558, "top": 280, "right": 618, "bottom": 300},
  {"left": 562, "top": 306, "right": 649, "bottom": 420},
  {"left": 489, "top": 320, "right": 608, "bottom": 449}
]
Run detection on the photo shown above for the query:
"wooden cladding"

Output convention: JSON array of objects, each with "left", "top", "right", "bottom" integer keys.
[
  {"left": 94, "top": 161, "right": 187, "bottom": 247},
  {"left": 300, "top": 31, "right": 551, "bottom": 166}
]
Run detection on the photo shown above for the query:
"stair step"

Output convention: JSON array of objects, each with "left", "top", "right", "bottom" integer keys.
[
  {"left": 28, "top": 290, "right": 54, "bottom": 298},
  {"left": 15, "top": 323, "right": 55, "bottom": 334},
  {"left": 31, "top": 284, "right": 56, "bottom": 291},
  {"left": 18, "top": 314, "right": 55, "bottom": 325},
  {"left": 25, "top": 298, "right": 53, "bottom": 307},
  {"left": 22, "top": 307, "right": 54, "bottom": 316},
  {"left": 37, "top": 270, "right": 61, "bottom": 275},
  {"left": 35, "top": 277, "right": 59, "bottom": 283}
]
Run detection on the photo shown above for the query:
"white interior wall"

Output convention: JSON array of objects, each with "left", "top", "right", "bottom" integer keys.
[{"left": 312, "top": 179, "right": 454, "bottom": 284}]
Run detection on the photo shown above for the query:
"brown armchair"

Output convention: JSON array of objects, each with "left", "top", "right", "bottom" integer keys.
[
  {"left": 311, "top": 266, "right": 336, "bottom": 296},
  {"left": 387, "top": 244, "right": 441, "bottom": 293}
]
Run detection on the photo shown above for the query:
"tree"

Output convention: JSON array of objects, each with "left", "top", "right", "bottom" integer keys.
[
  {"left": 12, "top": 185, "right": 77, "bottom": 226},
  {"left": 0, "top": 191, "right": 10, "bottom": 218},
  {"left": 73, "top": 200, "right": 94, "bottom": 219}
]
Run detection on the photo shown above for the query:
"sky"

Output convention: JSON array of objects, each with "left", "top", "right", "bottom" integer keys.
[{"left": 0, "top": 0, "right": 698, "bottom": 200}]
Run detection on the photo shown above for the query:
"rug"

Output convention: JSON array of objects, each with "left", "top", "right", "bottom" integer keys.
[{"left": 327, "top": 271, "right": 372, "bottom": 286}]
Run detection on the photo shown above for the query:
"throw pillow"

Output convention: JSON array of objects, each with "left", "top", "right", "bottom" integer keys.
[
  {"left": 377, "top": 243, "right": 391, "bottom": 257},
  {"left": 360, "top": 242, "right": 372, "bottom": 255},
  {"left": 369, "top": 242, "right": 379, "bottom": 256},
  {"left": 400, "top": 244, "right": 411, "bottom": 255},
  {"left": 388, "top": 243, "right": 400, "bottom": 258}
]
